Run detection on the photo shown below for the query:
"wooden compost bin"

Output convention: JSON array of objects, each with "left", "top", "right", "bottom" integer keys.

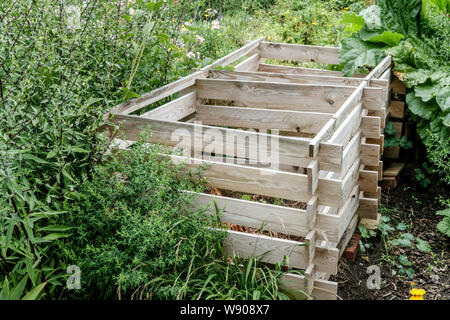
[{"left": 104, "top": 38, "right": 391, "bottom": 300}]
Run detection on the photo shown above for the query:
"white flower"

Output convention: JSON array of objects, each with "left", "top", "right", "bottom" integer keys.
[
  {"left": 186, "top": 51, "right": 195, "bottom": 59},
  {"left": 194, "top": 35, "right": 205, "bottom": 43},
  {"left": 211, "top": 20, "right": 220, "bottom": 30},
  {"left": 129, "top": 8, "right": 136, "bottom": 15}
]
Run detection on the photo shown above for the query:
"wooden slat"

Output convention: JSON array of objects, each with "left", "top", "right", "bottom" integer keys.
[
  {"left": 357, "top": 196, "right": 378, "bottom": 219},
  {"left": 192, "top": 193, "right": 310, "bottom": 237},
  {"left": 208, "top": 69, "right": 388, "bottom": 88},
  {"left": 388, "top": 101, "right": 405, "bottom": 119},
  {"left": 193, "top": 193, "right": 345, "bottom": 242},
  {"left": 360, "top": 141, "right": 380, "bottom": 166},
  {"left": 328, "top": 103, "right": 362, "bottom": 146},
  {"left": 141, "top": 92, "right": 196, "bottom": 121},
  {"left": 391, "top": 77, "right": 407, "bottom": 94},
  {"left": 224, "top": 230, "right": 339, "bottom": 274},
  {"left": 258, "top": 42, "right": 340, "bottom": 64},
  {"left": 359, "top": 169, "right": 378, "bottom": 193},
  {"left": 259, "top": 63, "right": 343, "bottom": 76},
  {"left": 196, "top": 104, "right": 332, "bottom": 134},
  {"left": 234, "top": 53, "right": 260, "bottom": 71},
  {"left": 196, "top": 79, "right": 354, "bottom": 113},
  {"left": 278, "top": 273, "right": 338, "bottom": 300},
  {"left": 361, "top": 114, "right": 381, "bottom": 139},
  {"left": 109, "top": 114, "right": 319, "bottom": 168},
  {"left": 365, "top": 56, "right": 392, "bottom": 81}
]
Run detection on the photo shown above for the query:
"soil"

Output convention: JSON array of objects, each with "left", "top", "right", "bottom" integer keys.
[{"left": 330, "top": 164, "right": 450, "bottom": 300}]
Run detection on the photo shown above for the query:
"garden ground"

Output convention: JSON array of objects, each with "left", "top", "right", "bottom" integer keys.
[{"left": 332, "top": 165, "right": 450, "bottom": 300}]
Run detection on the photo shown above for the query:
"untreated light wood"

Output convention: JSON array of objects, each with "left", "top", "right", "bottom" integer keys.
[
  {"left": 234, "top": 53, "right": 261, "bottom": 71},
  {"left": 195, "top": 104, "right": 332, "bottom": 134},
  {"left": 258, "top": 42, "right": 340, "bottom": 64},
  {"left": 223, "top": 229, "right": 339, "bottom": 274},
  {"left": 258, "top": 63, "right": 343, "bottom": 76},
  {"left": 142, "top": 92, "right": 196, "bottom": 121},
  {"left": 208, "top": 69, "right": 388, "bottom": 88},
  {"left": 196, "top": 79, "right": 354, "bottom": 113}
]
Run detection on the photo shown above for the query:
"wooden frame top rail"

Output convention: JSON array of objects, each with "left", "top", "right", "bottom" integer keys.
[{"left": 109, "top": 37, "right": 265, "bottom": 115}]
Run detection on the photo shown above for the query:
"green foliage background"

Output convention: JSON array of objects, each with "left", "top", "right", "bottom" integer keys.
[{"left": 339, "top": 0, "right": 450, "bottom": 184}]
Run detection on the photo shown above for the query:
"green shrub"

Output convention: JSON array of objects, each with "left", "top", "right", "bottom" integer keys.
[{"left": 55, "top": 136, "right": 225, "bottom": 299}]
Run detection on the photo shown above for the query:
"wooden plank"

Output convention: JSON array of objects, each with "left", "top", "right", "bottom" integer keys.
[
  {"left": 258, "top": 42, "right": 340, "bottom": 64},
  {"left": 278, "top": 272, "right": 338, "bottom": 300},
  {"left": 309, "top": 119, "right": 336, "bottom": 158},
  {"left": 365, "top": 161, "right": 383, "bottom": 181},
  {"left": 364, "top": 186, "right": 381, "bottom": 203},
  {"left": 208, "top": 69, "right": 388, "bottom": 88},
  {"left": 176, "top": 155, "right": 311, "bottom": 203},
  {"left": 361, "top": 115, "right": 381, "bottom": 139},
  {"left": 223, "top": 230, "right": 338, "bottom": 274},
  {"left": 259, "top": 63, "right": 343, "bottom": 76},
  {"left": 388, "top": 101, "right": 405, "bottom": 119},
  {"left": 360, "top": 142, "right": 380, "bottom": 167},
  {"left": 391, "top": 77, "right": 407, "bottom": 94},
  {"left": 110, "top": 38, "right": 264, "bottom": 115},
  {"left": 383, "top": 162, "right": 405, "bottom": 177},
  {"left": 193, "top": 193, "right": 310, "bottom": 237},
  {"left": 141, "top": 92, "right": 196, "bottom": 121},
  {"left": 359, "top": 213, "right": 382, "bottom": 230},
  {"left": 108, "top": 114, "right": 321, "bottom": 168},
  {"left": 195, "top": 104, "right": 332, "bottom": 134},
  {"left": 337, "top": 130, "right": 361, "bottom": 178},
  {"left": 365, "top": 56, "right": 392, "bottom": 80},
  {"left": 307, "top": 160, "right": 319, "bottom": 195},
  {"left": 338, "top": 213, "right": 359, "bottom": 258},
  {"left": 234, "top": 53, "right": 260, "bottom": 71},
  {"left": 332, "top": 82, "right": 365, "bottom": 129},
  {"left": 166, "top": 154, "right": 343, "bottom": 206},
  {"left": 357, "top": 196, "right": 378, "bottom": 220},
  {"left": 196, "top": 79, "right": 354, "bottom": 113},
  {"left": 328, "top": 103, "right": 362, "bottom": 146},
  {"left": 359, "top": 169, "right": 378, "bottom": 193},
  {"left": 193, "top": 193, "right": 344, "bottom": 242}
]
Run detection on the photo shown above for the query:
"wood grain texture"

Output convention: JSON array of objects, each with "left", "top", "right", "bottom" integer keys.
[
  {"left": 208, "top": 69, "right": 388, "bottom": 88},
  {"left": 196, "top": 79, "right": 354, "bottom": 113},
  {"left": 195, "top": 104, "right": 332, "bottom": 134},
  {"left": 258, "top": 42, "right": 340, "bottom": 64},
  {"left": 259, "top": 63, "right": 343, "bottom": 76},
  {"left": 223, "top": 230, "right": 338, "bottom": 274},
  {"left": 141, "top": 92, "right": 196, "bottom": 121}
]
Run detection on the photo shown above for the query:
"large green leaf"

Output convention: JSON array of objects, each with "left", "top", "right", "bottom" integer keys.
[
  {"left": 437, "top": 217, "right": 450, "bottom": 237},
  {"left": 406, "top": 92, "right": 439, "bottom": 120},
  {"left": 339, "top": 36, "right": 386, "bottom": 76},
  {"left": 436, "top": 86, "right": 450, "bottom": 112},
  {"left": 416, "top": 238, "right": 432, "bottom": 252},
  {"left": 367, "top": 30, "right": 404, "bottom": 47},
  {"left": 375, "top": 0, "right": 422, "bottom": 36},
  {"left": 341, "top": 13, "right": 365, "bottom": 34},
  {"left": 414, "top": 81, "right": 439, "bottom": 102}
]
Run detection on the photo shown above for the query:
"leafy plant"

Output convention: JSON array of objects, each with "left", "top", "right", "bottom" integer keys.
[
  {"left": 339, "top": 0, "right": 450, "bottom": 184},
  {"left": 436, "top": 207, "right": 450, "bottom": 237},
  {"left": 414, "top": 163, "right": 434, "bottom": 188},
  {"left": 384, "top": 121, "right": 413, "bottom": 149}
]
